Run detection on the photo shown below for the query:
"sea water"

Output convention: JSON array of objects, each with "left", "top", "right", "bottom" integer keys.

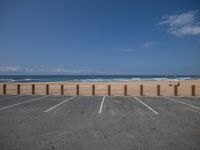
[{"left": 0, "top": 75, "right": 199, "bottom": 83}]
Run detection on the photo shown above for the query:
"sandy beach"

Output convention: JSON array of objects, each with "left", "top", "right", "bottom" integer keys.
[{"left": 0, "top": 79, "right": 200, "bottom": 96}]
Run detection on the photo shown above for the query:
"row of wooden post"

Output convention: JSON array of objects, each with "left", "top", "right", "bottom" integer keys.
[{"left": 2, "top": 84, "right": 196, "bottom": 96}]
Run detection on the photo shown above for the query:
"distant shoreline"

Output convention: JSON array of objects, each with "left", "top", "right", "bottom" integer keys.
[
  {"left": 0, "top": 75, "right": 199, "bottom": 83},
  {"left": 1, "top": 79, "right": 200, "bottom": 84}
]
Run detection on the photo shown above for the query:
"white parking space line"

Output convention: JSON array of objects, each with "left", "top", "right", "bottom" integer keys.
[
  {"left": 44, "top": 96, "right": 76, "bottom": 112},
  {"left": 99, "top": 96, "right": 105, "bottom": 114},
  {"left": 0, "top": 95, "right": 49, "bottom": 111},
  {"left": 164, "top": 97, "right": 200, "bottom": 111},
  {"left": 133, "top": 96, "right": 159, "bottom": 115},
  {"left": 0, "top": 95, "right": 23, "bottom": 101}
]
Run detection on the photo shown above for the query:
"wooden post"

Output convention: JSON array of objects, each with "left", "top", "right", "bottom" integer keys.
[
  {"left": 191, "top": 85, "right": 195, "bottom": 96},
  {"left": 32, "top": 84, "right": 35, "bottom": 95},
  {"left": 92, "top": 85, "right": 95, "bottom": 95},
  {"left": 124, "top": 85, "right": 127, "bottom": 96},
  {"left": 140, "top": 85, "right": 143, "bottom": 96},
  {"left": 157, "top": 85, "right": 160, "bottom": 96},
  {"left": 46, "top": 84, "right": 49, "bottom": 95},
  {"left": 174, "top": 85, "right": 178, "bottom": 96},
  {"left": 76, "top": 85, "right": 79, "bottom": 95},
  {"left": 17, "top": 84, "right": 20, "bottom": 95},
  {"left": 108, "top": 85, "right": 111, "bottom": 96},
  {"left": 3, "top": 84, "right": 6, "bottom": 94},
  {"left": 61, "top": 85, "right": 64, "bottom": 95}
]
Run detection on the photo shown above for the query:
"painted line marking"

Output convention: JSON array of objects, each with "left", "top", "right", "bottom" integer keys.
[
  {"left": 164, "top": 97, "right": 200, "bottom": 110},
  {"left": 99, "top": 96, "right": 105, "bottom": 114},
  {"left": 133, "top": 96, "right": 159, "bottom": 115},
  {"left": 0, "top": 95, "right": 49, "bottom": 111},
  {"left": 44, "top": 96, "right": 76, "bottom": 112},
  {"left": 0, "top": 95, "right": 23, "bottom": 101}
]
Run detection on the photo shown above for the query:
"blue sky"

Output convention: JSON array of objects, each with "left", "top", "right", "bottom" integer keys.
[{"left": 0, "top": 0, "right": 200, "bottom": 75}]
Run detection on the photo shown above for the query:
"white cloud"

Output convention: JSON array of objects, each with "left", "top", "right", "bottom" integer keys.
[
  {"left": 113, "top": 48, "right": 136, "bottom": 52},
  {"left": 158, "top": 10, "right": 200, "bottom": 36},
  {"left": 0, "top": 66, "right": 104, "bottom": 75},
  {"left": 143, "top": 41, "right": 159, "bottom": 48},
  {"left": 0, "top": 66, "right": 25, "bottom": 72},
  {"left": 121, "top": 48, "right": 136, "bottom": 52}
]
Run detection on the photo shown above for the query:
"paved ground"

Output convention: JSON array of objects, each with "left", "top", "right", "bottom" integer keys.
[{"left": 0, "top": 95, "right": 200, "bottom": 150}]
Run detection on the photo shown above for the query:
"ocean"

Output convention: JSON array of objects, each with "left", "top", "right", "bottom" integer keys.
[{"left": 0, "top": 75, "right": 199, "bottom": 83}]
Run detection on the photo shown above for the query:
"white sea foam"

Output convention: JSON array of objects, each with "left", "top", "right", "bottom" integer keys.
[
  {"left": 112, "top": 78, "right": 129, "bottom": 81},
  {"left": 0, "top": 79, "right": 15, "bottom": 82},
  {"left": 131, "top": 78, "right": 141, "bottom": 80},
  {"left": 0, "top": 76, "right": 195, "bottom": 83},
  {"left": 0, "top": 78, "right": 38, "bottom": 83},
  {"left": 153, "top": 78, "right": 169, "bottom": 81},
  {"left": 80, "top": 79, "right": 107, "bottom": 82},
  {"left": 64, "top": 77, "right": 194, "bottom": 82},
  {"left": 176, "top": 77, "right": 191, "bottom": 80},
  {"left": 79, "top": 78, "right": 129, "bottom": 82}
]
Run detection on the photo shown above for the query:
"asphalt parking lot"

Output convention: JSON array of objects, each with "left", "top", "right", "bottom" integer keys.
[{"left": 0, "top": 95, "right": 200, "bottom": 150}]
